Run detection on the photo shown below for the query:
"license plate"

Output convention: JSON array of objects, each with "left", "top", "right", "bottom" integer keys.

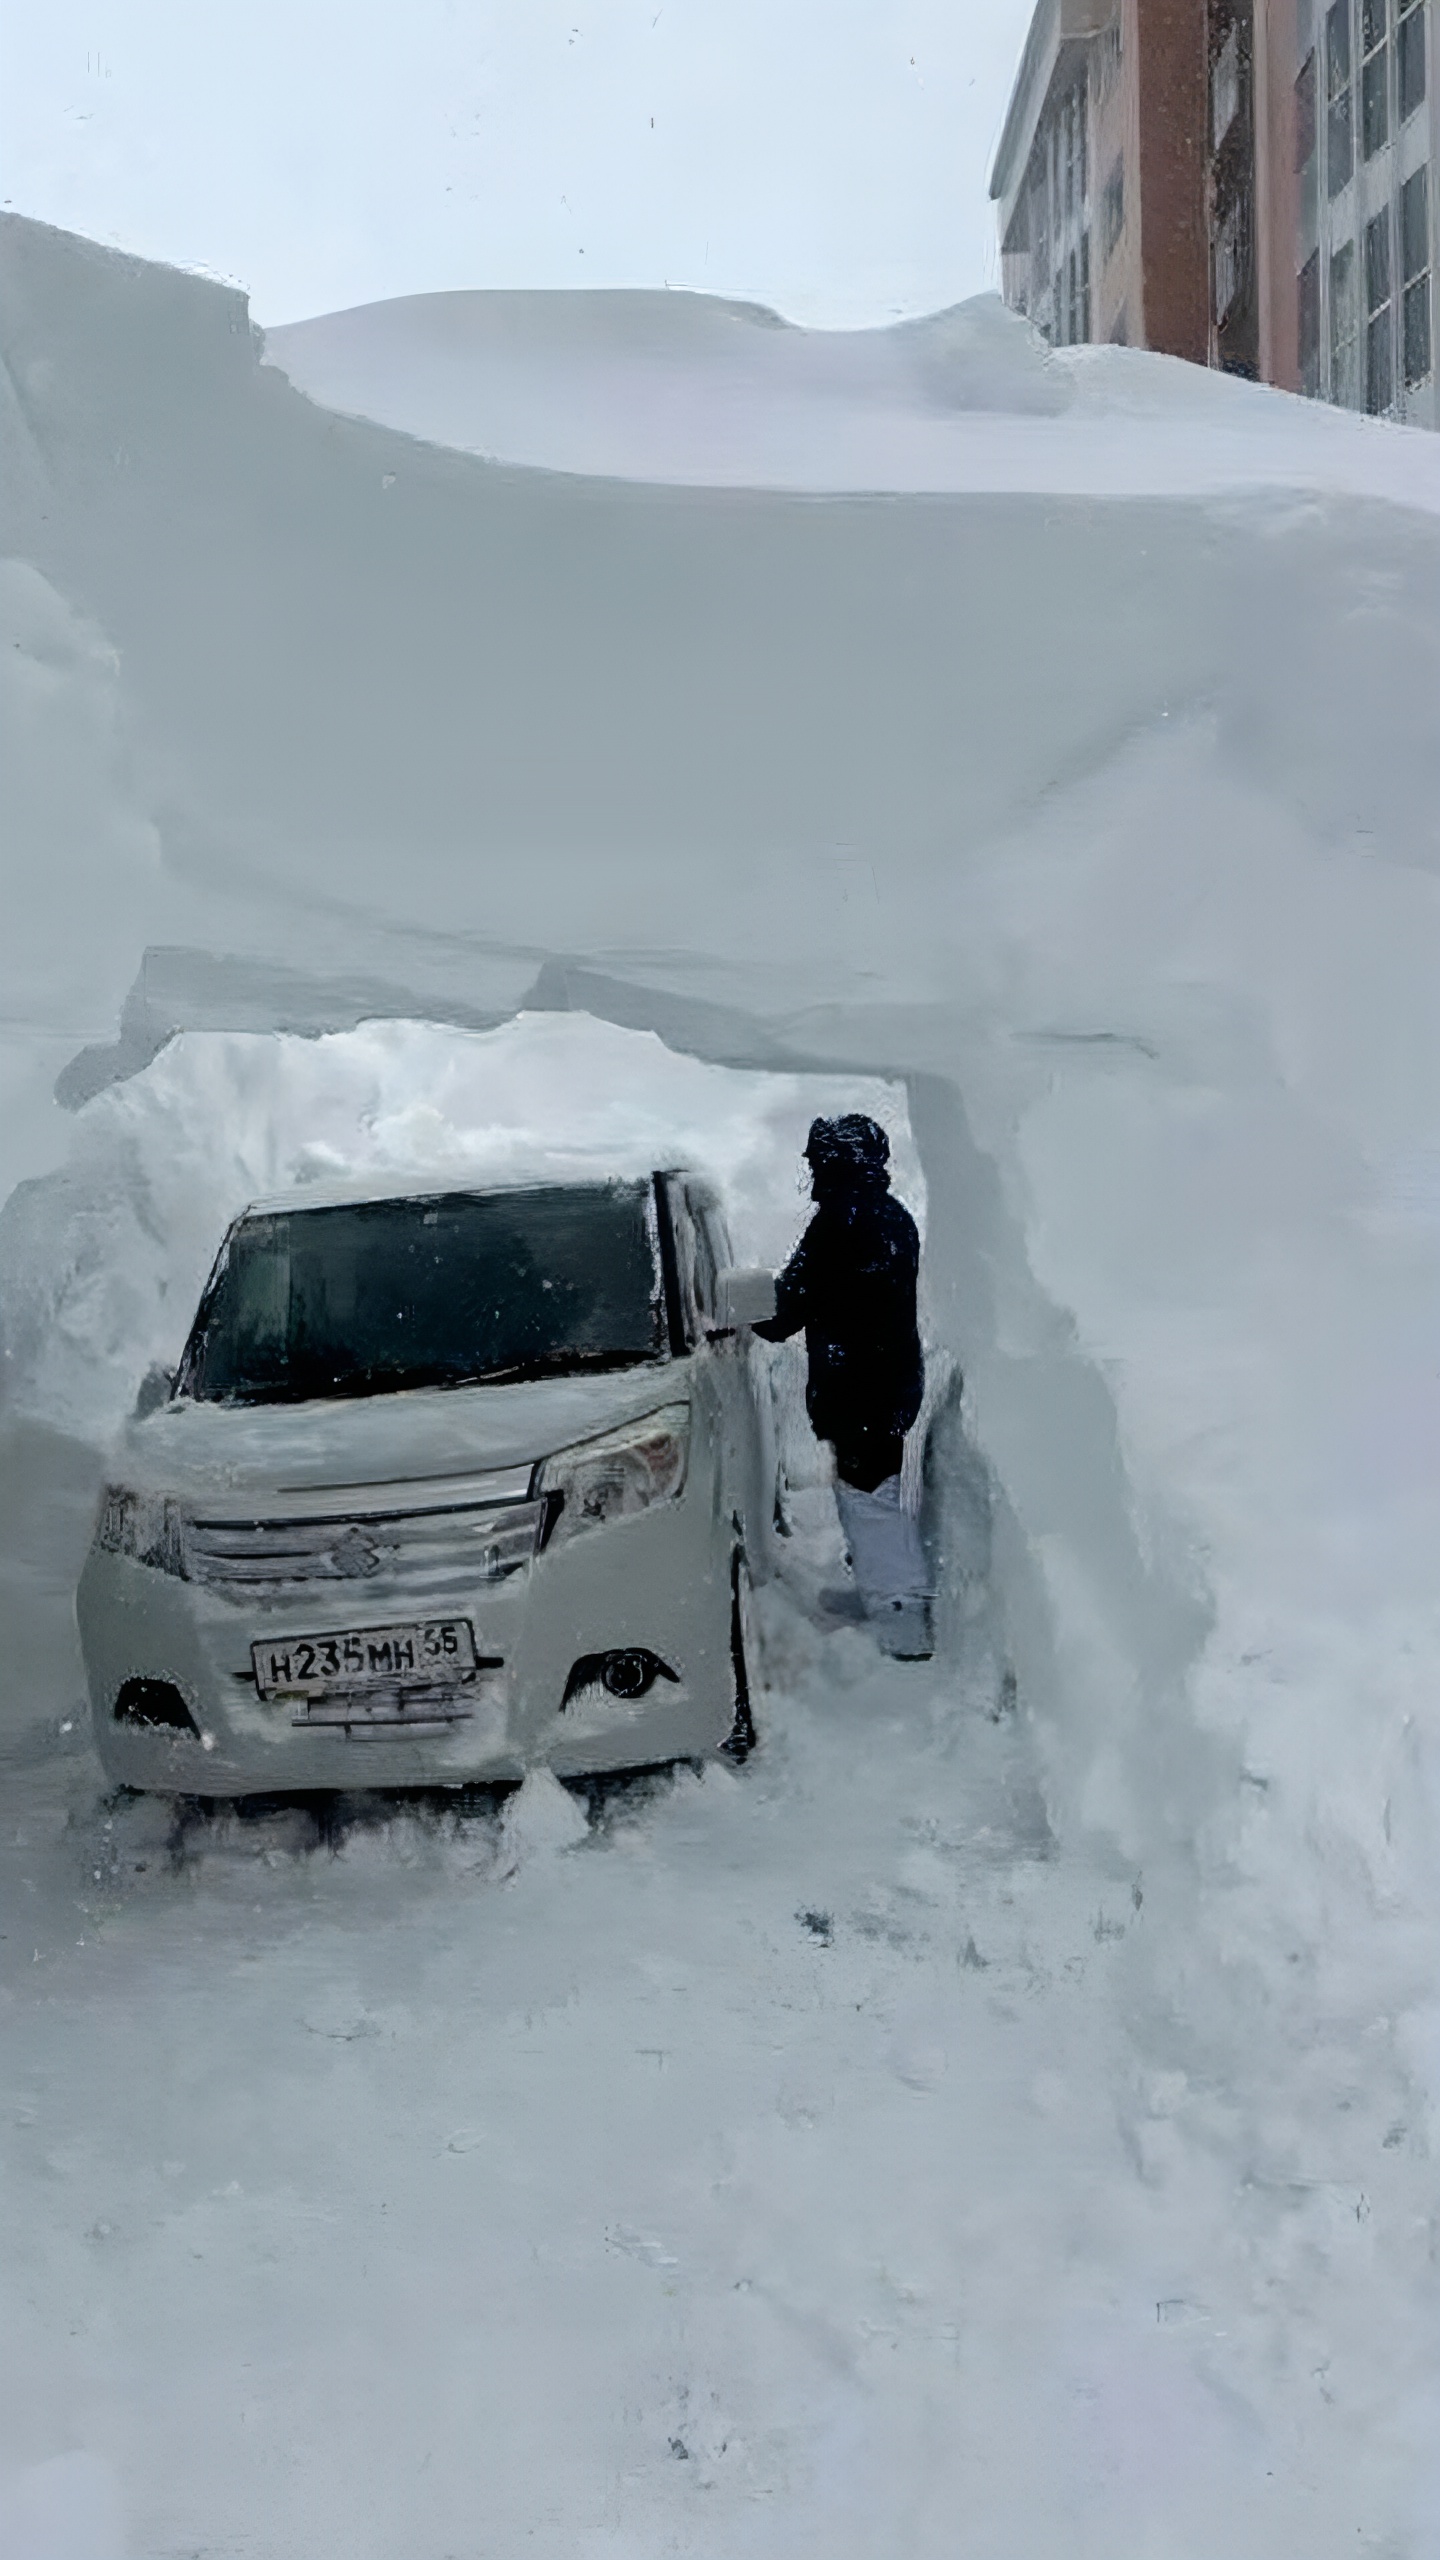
[{"left": 252, "top": 1618, "right": 479, "bottom": 1700}]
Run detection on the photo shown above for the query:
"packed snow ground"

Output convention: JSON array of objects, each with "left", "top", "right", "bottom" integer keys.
[
  {"left": 0, "top": 1548, "right": 1319, "bottom": 2560},
  {"left": 3, "top": 213, "right": 1440, "bottom": 2553},
  {"left": 0, "top": 1464, "right": 1208, "bottom": 2560}
]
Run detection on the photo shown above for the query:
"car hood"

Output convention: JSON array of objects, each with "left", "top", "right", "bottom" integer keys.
[{"left": 117, "top": 1365, "right": 689, "bottom": 1508}]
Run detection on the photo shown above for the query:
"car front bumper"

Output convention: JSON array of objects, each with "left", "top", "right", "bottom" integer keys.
[{"left": 77, "top": 1492, "right": 738, "bottom": 1794}]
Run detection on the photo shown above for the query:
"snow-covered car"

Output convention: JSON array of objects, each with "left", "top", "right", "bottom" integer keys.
[{"left": 76, "top": 1171, "right": 778, "bottom": 1796}]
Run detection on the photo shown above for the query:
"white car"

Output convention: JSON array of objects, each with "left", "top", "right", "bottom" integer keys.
[{"left": 76, "top": 1170, "right": 778, "bottom": 1796}]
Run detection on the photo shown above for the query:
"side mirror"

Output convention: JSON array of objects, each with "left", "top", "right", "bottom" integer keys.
[
  {"left": 714, "top": 1267, "right": 776, "bottom": 1331},
  {"left": 134, "top": 1363, "right": 176, "bottom": 1419}
]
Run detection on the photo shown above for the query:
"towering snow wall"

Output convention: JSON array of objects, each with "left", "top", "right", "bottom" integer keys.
[{"left": 5, "top": 220, "right": 1440, "bottom": 2407}]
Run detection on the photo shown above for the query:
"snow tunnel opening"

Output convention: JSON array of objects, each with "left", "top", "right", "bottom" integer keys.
[
  {"left": 4, "top": 981, "right": 1221, "bottom": 1872},
  {"left": 0, "top": 1009, "right": 922, "bottom": 1445}
]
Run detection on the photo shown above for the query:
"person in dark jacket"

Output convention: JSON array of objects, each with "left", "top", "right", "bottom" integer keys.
[{"left": 756, "top": 1114, "right": 933, "bottom": 1658}]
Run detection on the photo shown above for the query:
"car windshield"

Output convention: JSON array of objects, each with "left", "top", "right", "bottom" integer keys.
[{"left": 178, "top": 1181, "right": 665, "bottom": 1406}]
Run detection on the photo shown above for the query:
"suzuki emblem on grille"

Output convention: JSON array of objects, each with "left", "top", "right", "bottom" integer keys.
[{"left": 329, "top": 1525, "right": 386, "bottom": 1578}]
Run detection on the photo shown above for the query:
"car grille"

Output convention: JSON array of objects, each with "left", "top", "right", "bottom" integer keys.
[{"left": 185, "top": 1496, "right": 543, "bottom": 1601}]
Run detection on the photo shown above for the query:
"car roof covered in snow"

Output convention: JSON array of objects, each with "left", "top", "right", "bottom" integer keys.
[{"left": 240, "top": 1168, "right": 672, "bottom": 1218}]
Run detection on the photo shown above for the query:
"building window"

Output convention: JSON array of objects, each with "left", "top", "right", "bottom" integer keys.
[
  {"left": 1401, "top": 164, "right": 1433, "bottom": 383},
  {"left": 1102, "top": 158, "right": 1125, "bottom": 263},
  {"left": 1397, "top": 0, "right": 1426, "bottom": 118},
  {"left": 1213, "top": 22, "right": 1242, "bottom": 144},
  {"left": 1031, "top": 167, "right": 1050, "bottom": 321},
  {"left": 1079, "top": 231, "right": 1091, "bottom": 338},
  {"left": 1331, "top": 235, "right": 1361, "bottom": 398},
  {"left": 1024, "top": 164, "right": 1052, "bottom": 336},
  {"left": 1365, "top": 206, "right": 1394, "bottom": 409},
  {"left": 1326, "top": 0, "right": 1354, "bottom": 192},
  {"left": 1299, "top": 248, "right": 1322, "bottom": 391},
  {"left": 1296, "top": 49, "right": 1318, "bottom": 164},
  {"left": 1361, "top": 0, "right": 1389, "bottom": 157},
  {"left": 1096, "top": 20, "right": 1122, "bottom": 99},
  {"left": 1214, "top": 197, "right": 1247, "bottom": 321}
]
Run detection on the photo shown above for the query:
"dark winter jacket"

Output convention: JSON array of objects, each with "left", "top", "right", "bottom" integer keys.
[{"left": 756, "top": 1165, "right": 924, "bottom": 1457}]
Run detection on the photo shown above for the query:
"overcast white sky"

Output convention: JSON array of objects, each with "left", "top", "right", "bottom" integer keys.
[{"left": 0, "top": 0, "right": 1033, "bottom": 329}]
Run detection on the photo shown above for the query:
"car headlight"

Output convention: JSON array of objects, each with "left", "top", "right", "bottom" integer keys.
[
  {"left": 534, "top": 1404, "right": 690, "bottom": 1549},
  {"left": 94, "top": 1486, "right": 190, "bottom": 1579}
]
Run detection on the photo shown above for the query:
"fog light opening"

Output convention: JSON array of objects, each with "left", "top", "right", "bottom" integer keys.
[
  {"left": 562, "top": 1648, "right": 680, "bottom": 1709},
  {"left": 603, "top": 1647, "right": 663, "bottom": 1700},
  {"left": 114, "top": 1678, "right": 201, "bottom": 1736}
]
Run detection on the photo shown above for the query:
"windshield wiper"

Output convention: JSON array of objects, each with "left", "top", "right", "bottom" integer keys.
[{"left": 204, "top": 1343, "right": 665, "bottom": 1407}]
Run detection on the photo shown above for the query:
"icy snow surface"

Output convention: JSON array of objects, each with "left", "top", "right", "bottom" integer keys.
[{"left": 3, "top": 213, "right": 1440, "bottom": 2554}]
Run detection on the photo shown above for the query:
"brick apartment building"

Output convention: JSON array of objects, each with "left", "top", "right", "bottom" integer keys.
[{"left": 990, "top": 0, "right": 1437, "bottom": 425}]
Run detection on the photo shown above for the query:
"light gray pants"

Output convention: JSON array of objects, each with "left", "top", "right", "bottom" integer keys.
[{"left": 834, "top": 1472, "right": 930, "bottom": 1608}]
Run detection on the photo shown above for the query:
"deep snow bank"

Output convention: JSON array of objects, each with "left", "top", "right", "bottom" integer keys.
[
  {"left": 5, "top": 209, "right": 1440, "bottom": 1871},
  {"left": 263, "top": 279, "right": 1440, "bottom": 508},
  {"left": 4, "top": 213, "right": 1440, "bottom": 2537}
]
